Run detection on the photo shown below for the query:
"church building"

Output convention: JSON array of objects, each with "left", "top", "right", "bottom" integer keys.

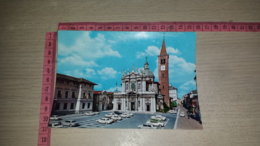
[
  {"left": 113, "top": 58, "right": 159, "bottom": 113},
  {"left": 113, "top": 38, "right": 171, "bottom": 113}
]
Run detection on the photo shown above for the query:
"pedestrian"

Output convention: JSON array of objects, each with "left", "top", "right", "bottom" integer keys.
[{"left": 187, "top": 110, "right": 190, "bottom": 119}]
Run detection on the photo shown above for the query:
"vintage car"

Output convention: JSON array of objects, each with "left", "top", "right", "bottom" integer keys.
[
  {"left": 62, "top": 120, "right": 80, "bottom": 127},
  {"left": 146, "top": 119, "right": 164, "bottom": 127},
  {"left": 114, "top": 111, "right": 123, "bottom": 115},
  {"left": 49, "top": 115, "right": 62, "bottom": 120},
  {"left": 105, "top": 113, "right": 117, "bottom": 118},
  {"left": 84, "top": 112, "right": 96, "bottom": 116},
  {"left": 48, "top": 122, "right": 63, "bottom": 128},
  {"left": 169, "top": 110, "right": 178, "bottom": 114},
  {"left": 151, "top": 115, "right": 166, "bottom": 121},
  {"left": 96, "top": 118, "right": 114, "bottom": 124},
  {"left": 179, "top": 111, "right": 185, "bottom": 117},
  {"left": 111, "top": 115, "right": 122, "bottom": 121},
  {"left": 124, "top": 111, "right": 133, "bottom": 117},
  {"left": 138, "top": 123, "right": 158, "bottom": 129},
  {"left": 121, "top": 113, "right": 132, "bottom": 118}
]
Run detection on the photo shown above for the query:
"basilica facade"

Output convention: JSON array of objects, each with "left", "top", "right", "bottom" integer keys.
[{"left": 113, "top": 59, "right": 160, "bottom": 113}]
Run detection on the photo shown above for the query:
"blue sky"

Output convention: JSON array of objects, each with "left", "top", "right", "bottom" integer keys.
[{"left": 57, "top": 31, "right": 196, "bottom": 99}]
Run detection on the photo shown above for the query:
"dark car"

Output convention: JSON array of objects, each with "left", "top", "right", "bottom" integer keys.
[{"left": 114, "top": 111, "right": 123, "bottom": 115}]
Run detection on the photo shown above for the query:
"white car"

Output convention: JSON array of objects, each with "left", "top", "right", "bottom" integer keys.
[
  {"left": 124, "top": 112, "right": 133, "bottom": 117},
  {"left": 169, "top": 110, "right": 177, "bottom": 114},
  {"left": 62, "top": 120, "right": 80, "bottom": 127},
  {"left": 111, "top": 115, "right": 122, "bottom": 121},
  {"left": 146, "top": 119, "right": 164, "bottom": 127},
  {"left": 138, "top": 123, "right": 158, "bottom": 129},
  {"left": 48, "top": 122, "right": 63, "bottom": 128},
  {"left": 151, "top": 115, "right": 166, "bottom": 121},
  {"left": 84, "top": 112, "right": 96, "bottom": 116},
  {"left": 50, "top": 115, "right": 62, "bottom": 120},
  {"left": 93, "top": 112, "right": 100, "bottom": 115},
  {"left": 121, "top": 113, "right": 132, "bottom": 118},
  {"left": 180, "top": 111, "right": 185, "bottom": 117},
  {"left": 105, "top": 113, "right": 117, "bottom": 118},
  {"left": 96, "top": 118, "right": 114, "bottom": 124}
]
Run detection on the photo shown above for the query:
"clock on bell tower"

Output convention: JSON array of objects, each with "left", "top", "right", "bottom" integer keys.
[{"left": 158, "top": 39, "right": 170, "bottom": 106}]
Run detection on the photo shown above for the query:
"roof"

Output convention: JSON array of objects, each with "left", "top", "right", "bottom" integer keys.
[
  {"left": 143, "top": 68, "right": 155, "bottom": 78},
  {"left": 191, "top": 90, "right": 197, "bottom": 94},
  {"left": 93, "top": 91, "right": 113, "bottom": 95},
  {"left": 146, "top": 81, "right": 160, "bottom": 84},
  {"left": 169, "top": 86, "right": 177, "bottom": 90},
  {"left": 160, "top": 39, "right": 167, "bottom": 55},
  {"left": 56, "top": 73, "right": 97, "bottom": 85}
]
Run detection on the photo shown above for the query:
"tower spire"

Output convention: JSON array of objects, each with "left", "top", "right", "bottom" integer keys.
[{"left": 160, "top": 36, "right": 167, "bottom": 55}]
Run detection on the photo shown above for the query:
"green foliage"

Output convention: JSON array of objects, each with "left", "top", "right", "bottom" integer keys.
[
  {"left": 163, "top": 102, "right": 170, "bottom": 113},
  {"left": 170, "top": 101, "right": 177, "bottom": 109}
]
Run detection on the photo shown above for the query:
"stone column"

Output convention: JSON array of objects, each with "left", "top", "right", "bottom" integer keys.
[
  {"left": 135, "top": 96, "right": 138, "bottom": 111},
  {"left": 75, "top": 84, "right": 82, "bottom": 114},
  {"left": 143, "top": 97, "right": 145, "bottom": 112},
  {"left": 122, "top": 97, "right": 125, "bottom": 111},
  {"left": 113, "top": 98, "right": 117, "bottom": 110}
]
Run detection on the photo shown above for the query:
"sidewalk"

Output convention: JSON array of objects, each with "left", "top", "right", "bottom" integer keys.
[{"left": 176, "top": 105, "right": 203, "bottom": 129}]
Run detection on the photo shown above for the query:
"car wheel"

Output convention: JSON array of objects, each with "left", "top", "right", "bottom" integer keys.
[{"left": 158, "top": 125, "right": 162, "bottom": 127}]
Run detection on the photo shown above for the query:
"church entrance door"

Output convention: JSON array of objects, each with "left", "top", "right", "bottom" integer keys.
[
  {"left": 147, "top": 104, "right": 150, "bottom": 111},
  {"left": 118, "top": 104, "right": 121, "bottom": 110},
  {"left": 131, "top": 102, "right": 135, "bottom": 111}
]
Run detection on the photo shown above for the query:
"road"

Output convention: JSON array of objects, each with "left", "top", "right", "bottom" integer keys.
[{"left": 49, "top": 111, "right": 177, "bottom": 129}]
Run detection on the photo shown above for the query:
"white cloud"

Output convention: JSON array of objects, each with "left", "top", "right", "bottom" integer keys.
[
  {"left": 169, "top": 55, "right": 195, "bottom": 73},
  {"left": 97, "top": 67, "right": 118, "bottom": 79},
  {"left": 59, "top": 54, "right": 98, "bottom": 67},
  {"left": 179, "top": 80, "right": 196, "bottom": 90},
  {"left": 146, "top": 46, "right": 160, "bottom": 56},
  {"left": 167, "top": 47, "right": 180, "bottom": 54},
  {"left": 136, "top": 52, "right": 146, "bottom": 58},
  {"left": 136, "top": 46, "right": 180, "bottom": 58},
  {"left": 59, "top": 32, "right": 121, "bottom": 67},
  {"left": 85, "top": 68, "right": 96, "bottom": 75}
]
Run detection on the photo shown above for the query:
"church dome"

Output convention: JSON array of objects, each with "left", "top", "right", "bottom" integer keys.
[
  {"left": 143, "top": 68, "right": 155, "bottom": 78},
  {"left": 142, "top": 57, "right": 155, "bottom": 78}
]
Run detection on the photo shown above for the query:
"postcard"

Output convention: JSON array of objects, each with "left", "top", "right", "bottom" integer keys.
[{"left": 48, "top": 31, "right": 202, "bottom": 129}]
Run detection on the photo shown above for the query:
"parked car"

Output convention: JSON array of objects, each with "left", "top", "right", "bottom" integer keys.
[
  {"left": 105, "top": 113, "right": 117, "bottom": 118},
  {"left": 84, "top": 112, "right": 96, "bottom": 116},
  {"left": 169, "top": 110, "right": 177, "bottom": 114},
  {"left": 62, "top": 120, "right": 80, "bottom": 127},
  {"left": 138, "top": 123, "right": 158, "bottom": 129},
  {"left": 50, "top": 115, "right": 62, "bottom": 120},
  {"left": 121, "top": 113, "right": 132, "bottom": 118},
  {"left": 48, "top": 122, "right": 63, "bottom": 128},
  {"left": 124, "top": 111, "right": 133, "bottom": 116},
  {"left": 114, "top": 111, "right": 123, "bottom": 115},
  {"left": 151, "top": 115, "right": 166, "bottom": 121},
  {"left": 96, "top": 118, "right": 114, "bottom": 124},
  {"left": 146, "top": 119, "right": 164, "bottom": 127},
  {"left": 111, "top": 115, "right": 122, "bottom": 121},
  {"left": 180, "top": 111, "right": 185, "bottom": 117},
  {"left": 93, "top": 112, "right": 100, "bottom": 115}
]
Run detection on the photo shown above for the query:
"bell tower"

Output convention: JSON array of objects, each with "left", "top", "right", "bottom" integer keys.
[{"left": 158, "top": 38, "right": 170, "bottom": 106}]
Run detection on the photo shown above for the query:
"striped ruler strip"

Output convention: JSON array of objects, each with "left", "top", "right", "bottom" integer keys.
[
  {"left": 58, "top": 22, "right": 260, "bottom": 32},
  {"left": 38, "top": 32, "right": 56, "bottom": 146},
  {"left": 38, "top": 21, "right": 260, "bottom": 146}
]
